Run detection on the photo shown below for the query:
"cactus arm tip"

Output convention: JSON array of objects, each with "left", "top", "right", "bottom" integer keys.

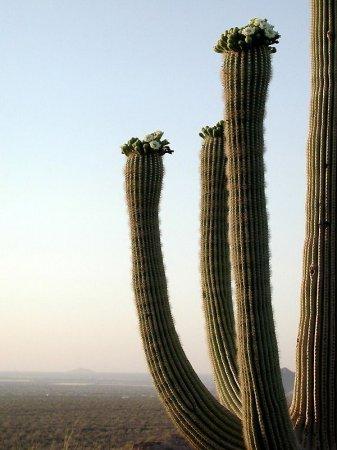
[
  {"left": 214, "top": 18, "right": 280, "bottom": 53},
  {"left": 121, "top": 130, "right": 173, "bottom": 157}
]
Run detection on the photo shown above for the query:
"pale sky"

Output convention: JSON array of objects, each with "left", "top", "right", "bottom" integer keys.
[{"left": 1, "top": 0, "right": 309, "bottom": 373}]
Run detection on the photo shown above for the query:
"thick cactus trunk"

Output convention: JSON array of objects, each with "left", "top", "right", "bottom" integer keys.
[
  {"left": 222, "top": 47, "right": 297, "bottom": 449},
  {"left": 125, "top": 153, "right": 243, "bottom": 450},
  {"left": 291, "top": 1, "right": 337, "bottom": 448},
  {"left": 200, "top": 126, "right": 241, "bottom": 417}
]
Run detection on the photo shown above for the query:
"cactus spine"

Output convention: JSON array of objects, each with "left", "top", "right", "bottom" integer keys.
[
  {"left": 222, "top": 46, "right": 297, "bottom": 449},
  {"left": 290, "top": 0, "right": 337, "bottom": 448},
  {"left": 200, "top": 122, "right": 241, "bottom": 419}
]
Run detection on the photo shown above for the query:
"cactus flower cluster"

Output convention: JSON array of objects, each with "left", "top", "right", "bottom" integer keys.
[
  {"left": 199, "top": 120, "right": 224, "bottom": 138},
  {"left": 214, "top": 18, "right": 280, "bottom": 53},
  {"left": 121, "top": 130, "right": 173, "bottom": 156}
]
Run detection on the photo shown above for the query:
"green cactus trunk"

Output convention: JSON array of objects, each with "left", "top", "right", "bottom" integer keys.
[
  {"left": 222, "top": 47, "right": 297, "bottom": 449},
  {"left": 290, "top": 0, "right": 337, "bottom": 448},
  {"left": 125, "top": 153, "right": 243, "bottom": 449},
  {"left": 200, "top": 131, "right": 241, "bottom": 417}
]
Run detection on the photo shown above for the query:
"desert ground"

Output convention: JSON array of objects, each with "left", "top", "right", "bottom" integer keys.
[{"left": 0, "top": 370, "right": 294, "bottom": 449}]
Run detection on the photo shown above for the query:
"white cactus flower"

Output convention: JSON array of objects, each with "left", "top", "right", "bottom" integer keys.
[
  {"left": 144, "top": 130, "right": 164, "bottom": 143},
  {"left": 144, "top": 133, "right": 154, "bottom": 143},
  {"left": 259, "top": 19, "right": 270, "bottom": 30},
  {"left": 264, "top": 27, "right": 277, "bottom": 39},
  {"left": 252, "top": 18, "right": 262, "bottom": 27},
  {"left": 242, "top": 26, "right": 257, "bottom": 36},
  {"left": 149, "top": 140, "right": 161, "bottom": 150},
  {"left": 153, "top": 130, "right": 164, "bottom": 140}
]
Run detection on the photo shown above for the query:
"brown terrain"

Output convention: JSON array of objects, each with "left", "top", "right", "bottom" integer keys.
[{"left": 0, "top": 369, "right": 293, "bottom": 449}]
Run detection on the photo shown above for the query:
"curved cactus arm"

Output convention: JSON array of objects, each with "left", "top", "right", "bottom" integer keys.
[
  {"left": 200, "top": 122, "right": 241, "bottom": 417},
  {"left": 221, "top": 46, "right": 297, "bottom": 449},
  {"left": 124, "top": 148, "right": 244, "bottom": 449},
  {"left": 290, "top": 0, "right": 337, "bottom": 447}
]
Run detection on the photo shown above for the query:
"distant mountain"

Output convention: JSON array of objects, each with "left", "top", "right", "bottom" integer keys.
[
  {"left": 286, "top": 390, "right": 293, "bottom": 405},
  {"left": 66, "top": 368, "right": 96, "bottom": 375},
  {"left": 281, "top": 367, "right": 295, "bottom": 394}
]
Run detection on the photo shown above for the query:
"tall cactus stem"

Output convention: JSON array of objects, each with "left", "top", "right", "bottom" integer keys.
[
  {"left": 200, "top": 127, "right": 241, "bottom": 417},
  {"left": 222, "top": 47, "right": 297, "bottom": 449},
  {"left": 291, "top": 1, "right": 337, "bottom": 448},
  {"left": 125, "top": 152, "right": 244, "bottom": 449}
]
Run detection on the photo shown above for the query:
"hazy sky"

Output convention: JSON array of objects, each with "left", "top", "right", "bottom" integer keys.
[{"left": 1, "top": 0, "right": 309, "bottom": 373}]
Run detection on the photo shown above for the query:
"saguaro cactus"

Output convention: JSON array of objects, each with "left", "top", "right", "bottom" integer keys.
[
  {"left": 122, "top": 7, "right": 336, "bottom": 449},
  {"left": 290, "top": 0, "right": 337, "bottom": 448}
]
